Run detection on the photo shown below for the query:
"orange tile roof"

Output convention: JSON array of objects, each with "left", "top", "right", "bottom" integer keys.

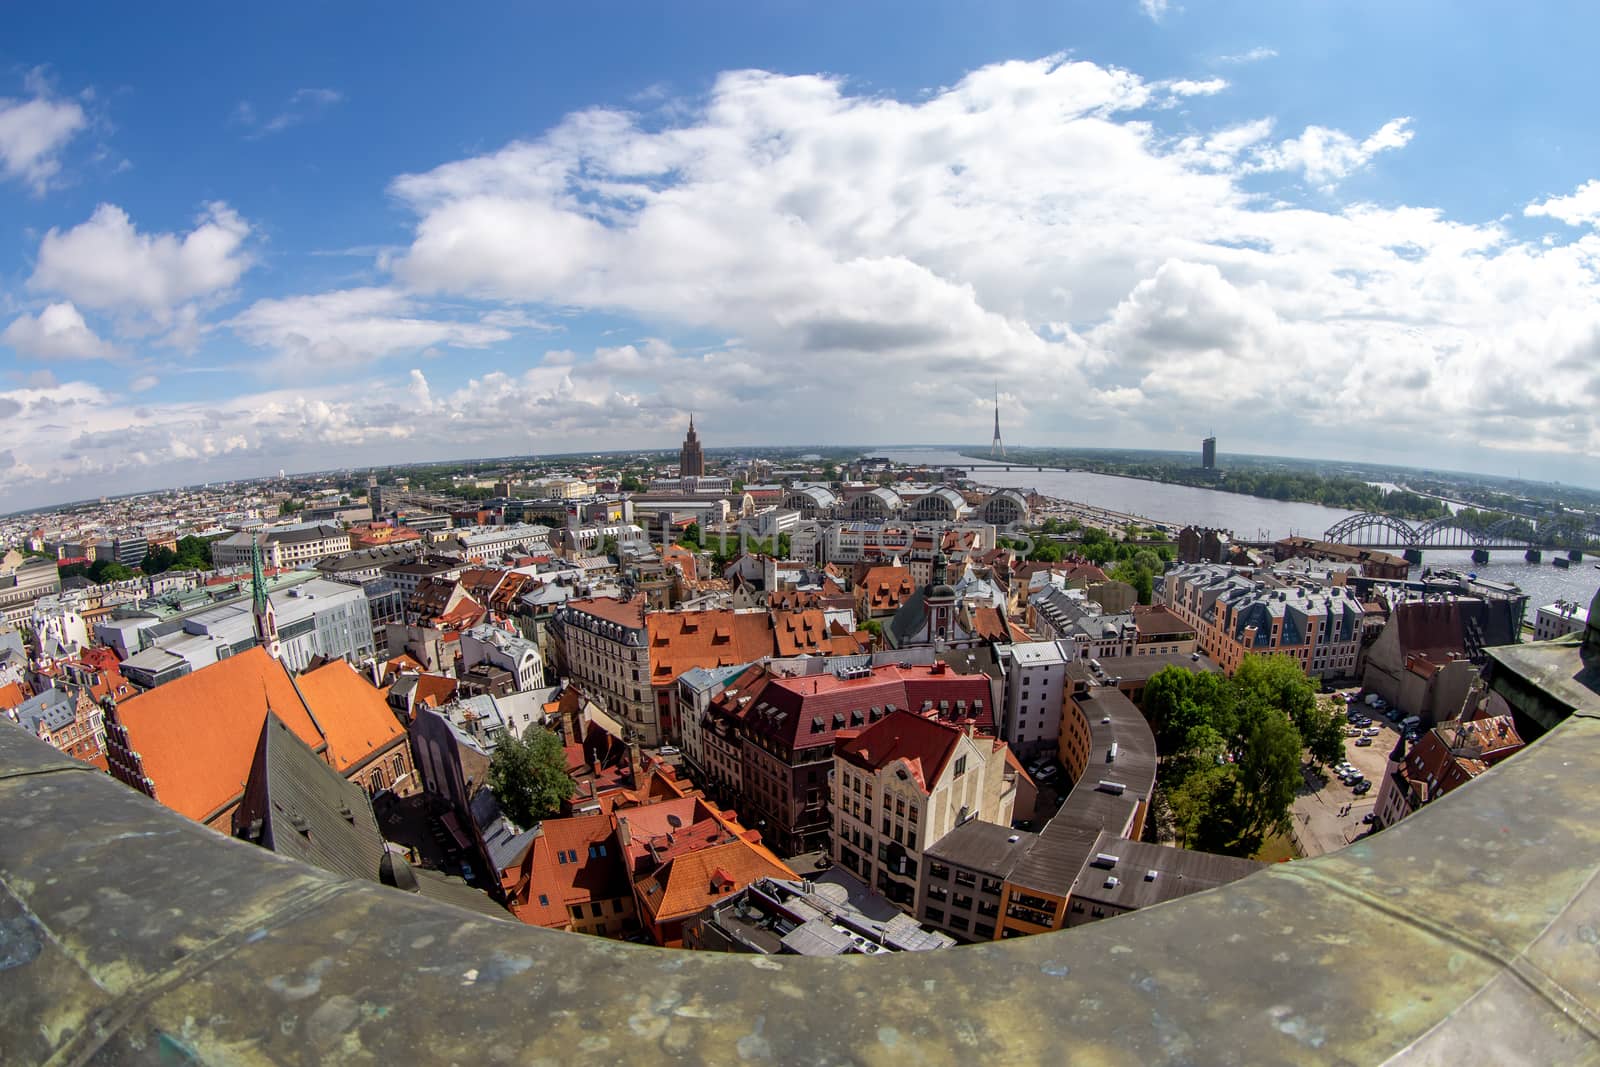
[
  {"left": 113, "top": 648, "right": 325, "bottom": 824},
  {"left": 293, "top": 660, "right": 407, "bottom": 772},
  {"left": 860, "top": 566, "right": 916, "bottom": 612},
  {"left": 634, "top": 837, "right": 795, "bottom": 927},
  {"left": 647, "top": 610, "right": 776, "bottom": 685},
  {"left": 772, "top": 608, "right": 866, "bottom": 657},
  {"left": 568, "top": 594, "right": 648, "bottom": 629},
  {"left": 0, "top": 681, "right": 26, "bottom": 711},
  {"left": 836, "top": 709, "right": 966, "bottom": 793},
  {"left": 515, "top": 812, "right": 630, "bottom": 928},
  {"left": 411, "top": 674, "right": 458, "bottom": 710}
]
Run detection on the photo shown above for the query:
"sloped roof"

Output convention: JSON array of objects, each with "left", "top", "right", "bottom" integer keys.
[
  {"left": 647, "top": 610, "right": 776, "bottom": 684},
  {"left": 634, "top": 836, "right": 796, "bottom": 926},
  {"left": 835, "top": 710, "right": 966, "bottom": 792},
  {"left": 0, "top": 681, "right": 27, "bottom": 712},
  {"left": 242, "top": 713, "right": 385, "bottom": 882},
  {"left": 568, "top": 594, "right": 648, "bottom": 630},
  {"left": 293, "top": 660, "right": 407, "bottom": 772},
  {"left": 516, "top": 813, "right": 629, "bottom": 926},
  {"left": 772, "top": 609, "right": 866, "bottom": 657},
  {"left": 723, "top": 664, "right": 993, "bottom": 753},
  {"left": 114, "top": 647, "right": 326, "bottom": 823},
  {"left": 860, "top": 566, "right": 916, "bottom": 613}
]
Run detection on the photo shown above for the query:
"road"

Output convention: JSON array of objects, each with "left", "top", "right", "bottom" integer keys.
[{"left": 1290, "top": 698, "right": 1400, "bottom": 858}]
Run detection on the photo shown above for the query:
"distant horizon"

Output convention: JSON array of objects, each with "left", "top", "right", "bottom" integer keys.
[{"left": 7, "top": 441, "right": 1594, "bottom": 523}]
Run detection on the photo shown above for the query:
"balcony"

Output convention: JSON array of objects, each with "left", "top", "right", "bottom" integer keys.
[{"left": 5, "top": 652, "right": 1600, "bottom": 1062}]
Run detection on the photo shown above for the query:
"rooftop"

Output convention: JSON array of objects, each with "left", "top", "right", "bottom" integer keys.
[{"left": 6, "top": 636, "right": 1600, "bottom": 1062}]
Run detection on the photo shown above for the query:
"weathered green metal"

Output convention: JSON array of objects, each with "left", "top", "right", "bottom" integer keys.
[{"left": 4, "top": 704, "right": 1600, "bottom": 1063}]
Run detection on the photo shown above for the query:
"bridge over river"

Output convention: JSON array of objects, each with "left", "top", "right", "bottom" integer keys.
[{"left": 1324, "top": 511, "right": 1594, "bottom": 552}]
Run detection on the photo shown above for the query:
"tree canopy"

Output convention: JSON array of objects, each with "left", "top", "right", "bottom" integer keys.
[
  {"left": 1148, "top": 654, "right": 1325, "bottom": 857},
  {"left": 142, "top": 535, "right": 214, "bottom": 575},
  {"left": 487, "top": 726, "right": 575, "bottom": 828}
]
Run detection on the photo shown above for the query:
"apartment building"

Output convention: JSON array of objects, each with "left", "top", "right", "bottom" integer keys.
[
  {"left": 548, "top": 596, "right": 654, "bottom": 741},
  {"left": 832, "top": 709, "right": 1016, "bottom": 914},
  {"left": 1162, "top": 563, "right": 1364, "bottom": 679},
  {"left": 212, "top": 524, "right": 353, "bottom": 569}
]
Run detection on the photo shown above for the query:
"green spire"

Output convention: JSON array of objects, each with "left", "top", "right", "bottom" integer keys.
[{"left": 250, "top": 535, "right": 268, "bottom": 614}]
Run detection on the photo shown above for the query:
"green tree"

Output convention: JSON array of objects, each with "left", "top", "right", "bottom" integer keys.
[
  {"left": 619, "top": 473, "right": 643, "bottom": 493},
  {"left": 1227, "top": 698, "right": 1304, "bottom": 854},
  {"left": 487, "top": 726, "right": 575, "bottom": 828},
  {"left": 87, "top": 560, "right": 135, "bottom": 583},
  {"left": 777, "top": 532, "right": 792, "bottom": 559},
  {"left": 681, "top": 522, "right": 702, "bottom": 550},
  {"left": 860, "top": 618, "right": 883, "bottom": 639},
  {"left": 142, "top": 545, "right": 179, "bottom": 574}
]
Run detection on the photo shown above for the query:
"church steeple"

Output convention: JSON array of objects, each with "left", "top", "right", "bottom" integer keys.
[{"left": 251, "top": 536, "right": 281, "bottom": 661}]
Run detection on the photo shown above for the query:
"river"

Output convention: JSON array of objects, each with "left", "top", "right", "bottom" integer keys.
[{"left": 872, "top": 448, "right": 1599, "bottom": 610}]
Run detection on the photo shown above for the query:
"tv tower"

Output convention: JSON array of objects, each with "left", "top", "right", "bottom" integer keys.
[{"left": 990, "top": 382, "right": 1005, "bottom": 458}]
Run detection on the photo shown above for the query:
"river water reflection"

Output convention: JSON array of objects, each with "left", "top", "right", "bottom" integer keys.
[{"left": 872, "top": 448, "right": 1599, "bottom": 609}]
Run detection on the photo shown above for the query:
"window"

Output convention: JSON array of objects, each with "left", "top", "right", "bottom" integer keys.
[
  {"left": 953, "top": 755, "right": 967, "bottom": 778},
  {"left": 925, "top": 907, "right": 945, "bottom": 923},
  {"left": 589, "top": 844, "right": 608, "bottom": 858},
  {"left": 929, "top": 862, "right": 950, "bottom": 881},
  {"left": 927, "top": 884, "right": 948, "bottom": 903},
  {"left": 591, "top": 902, "right": 605, "bottom": 919},
  {"left": 975, "top": 923, "right": 995, "bottom": 940},
  {"left": 538, "top": 894, "right": 549, "bottom": 907},
  {"left": 558, "top": 851, "right": 568, "bottom": 865},
  {"left": 949, "top": 915, "right": 969, "bottom": 932},
  {"left": 568, "top": 849, "right": 580, "bottom": 863},
  {"left": 882, "top": 816, "right": 891, "bottom": 834},
  {"left": 954, "top": 869, "right": 976, "bottom": 889},
  {"left": 953, "top": 893, "right": 973, "bottom": 911}
]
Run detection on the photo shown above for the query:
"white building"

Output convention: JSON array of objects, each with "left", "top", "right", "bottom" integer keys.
[
  {"left": 1533, "top": 600, "right": 1589, "bottom": 641},
  {"left": 997, "top": 641, "right": 1067, "bottom": 758},
  {"left": 30, "top": 594, "right": 91, "bottom": 657},
  {"left": 212, "top": 524, "right": 353, "bottom": 569},
  {"left": 440, "top": 523, "right": 553, "bottom": 563},
  {"left": 460, "top": 624, "right": 544, "bottom": 692}
]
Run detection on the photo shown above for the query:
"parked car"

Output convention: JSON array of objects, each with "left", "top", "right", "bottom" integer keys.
[
  {"left": 1353, "top": 780, "right": 1373, "bottom": 795},
  {"left": 1363, "top": 727, "right": 1381, "bottom": 737},
  {"left": 658, "top": 745, "right": 679, "bottom": 756},
  {"left": 1355, "top": 737, "right": 1373, "bottom": 747},
  {"left": 1034, "top": 766, "right": 1059, "bottom": 782},
  {"left": 1362, "top": 812, "right": 1376, "bottom": 824}
]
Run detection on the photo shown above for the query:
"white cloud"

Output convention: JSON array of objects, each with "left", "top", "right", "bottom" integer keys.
[
  {"left": 129, "top": 374, "right": 159, "bottom": 393},
  {"left": 1, "top": 302, "right": 119, "bottom": 360},
  {"left": 10, "top": 54, "right": 1600, "bottom": 507},
  {"left": 29, "top": 203, "right": 253, "bottom": 335},
  {"left": 1216, "top": 47, "right": 1277, "bottom": 65},
  {"left": 1138, "top": 0, "right": 1173, "bottom": 21},
  {"left": 1525, "top": 179, "right": 1600, "bottom": 227},
  {"left": 228, "top": 287, "right": 515, "bottom": 371},
  {"left": 1168, "top": 78, "right": 1228, "bottom": 97},
  {"left": 0, "top": 72, "right": 87, "bottom": 193},
  {"left": 1248, "top": 117, "right": 1414, "bottom": 188}
]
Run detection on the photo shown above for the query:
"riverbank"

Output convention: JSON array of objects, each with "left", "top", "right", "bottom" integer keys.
[{"left": 958, "top": 450, "right": 1447, "bottom": 522}]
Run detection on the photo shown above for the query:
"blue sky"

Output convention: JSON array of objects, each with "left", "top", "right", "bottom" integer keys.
[{"left": 3, "top": 2, "right": 1600, "bottom": 511}]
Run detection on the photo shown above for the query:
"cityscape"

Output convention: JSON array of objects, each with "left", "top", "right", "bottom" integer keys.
[{"left": 4, "top": 4, "right": 1600, "bottom": 1065}]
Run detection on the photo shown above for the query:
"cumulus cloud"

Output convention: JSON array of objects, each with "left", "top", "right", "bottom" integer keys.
[
  {"left": 228, "top": 287, "right": 515, "bottom": 371},
  {"left": 2, "top": 302, "right": 120, "bottom": 360},
  {"left": 9, "top": 54, "right": 1600, "bottom": 506},
  {"left": 29, "top": 203, "right": 253, "bottom": 338},
  {"left": 1249, "top": 117, "right": 1414, "bottom": 188},
  {"left": 0, "top": 70, "right": 87, "bottom": 193},
  {"left": 1525, "top": 179, "right": 1600, "bottom": 227}
]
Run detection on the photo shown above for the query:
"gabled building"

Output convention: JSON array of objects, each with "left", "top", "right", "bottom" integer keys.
[
  {"left": 233, "top": 713, "right": 506, "bottom": 919},
  {"left": 832, "top": 709, "right": 1016, "bottom": 913},
  {"left": 1372, "top": 712, "right": 1525, "bottom": 830}
]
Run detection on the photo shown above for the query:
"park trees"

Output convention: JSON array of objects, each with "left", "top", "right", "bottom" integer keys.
[{"left": 1149, "top": 653, "right": 1322, "bottom": 856}]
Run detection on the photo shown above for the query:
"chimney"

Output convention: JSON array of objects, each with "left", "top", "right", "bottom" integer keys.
[
  {"left": 628, "top": 732, "right": 643, "bottom": 789},
  {"left": 616, "top": 817, "right": 632, "bottom": 851}
]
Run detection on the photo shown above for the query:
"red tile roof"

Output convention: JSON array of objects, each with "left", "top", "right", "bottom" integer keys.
[
  {"left": 718, "top": 663, "right": 994, "bottom": 754},
  {"left": 835, "top": 709, "right": 967, "bottom": 792},
  {"left": 771, "top": 609, "right": 868, "bottom": 657},
  {"left": 0, "top": 681, "right": 26, "bottom": 712}
]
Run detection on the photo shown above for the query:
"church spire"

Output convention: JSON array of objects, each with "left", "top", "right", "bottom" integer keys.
[
  {"left": 251, "top": 535, "right": 281, "bottom": 660},
  {"left": 990, "top": 382, "right": 1005, "bottom": 459}
]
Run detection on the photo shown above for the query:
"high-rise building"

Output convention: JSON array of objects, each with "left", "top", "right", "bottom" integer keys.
[
  {"left": 679, "top": 414, "right": 705, "bottom": 478},
  {"left": 1201, "top": 436, "right": 1216, "bottom": 470}
]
